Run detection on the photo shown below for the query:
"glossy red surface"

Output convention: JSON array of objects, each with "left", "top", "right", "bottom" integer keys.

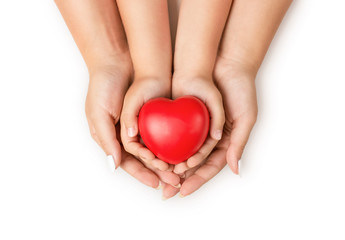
[{"left": 138, "top": 96, "right": 210, "bottom": 164}]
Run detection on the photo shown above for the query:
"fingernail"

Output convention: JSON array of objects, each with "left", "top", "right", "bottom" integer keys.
[
  {"left": 155, "top": 181, "right": 162, "bottom": 190},
  {"left": 214, "top": 130, "right": 223, "bottom": 140},
  {"left": 106, "top": 155, "right": 116, "bottom": 173},
  {"left": 162, "top": 195, "right": 168, "bottom": 201},
  {"left": 128, "top": 127, "right": 136, "bottom": 137},
  {"left": 173, "top": 183, "right": 181, "bottom": 188},
  {"left": 179, "top": 193, "right": 185, "bottom": 198}
]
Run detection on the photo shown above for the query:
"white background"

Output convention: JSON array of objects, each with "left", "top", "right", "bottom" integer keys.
[{"left": 1, "top": 0, "right": 344, "bottom": 239}]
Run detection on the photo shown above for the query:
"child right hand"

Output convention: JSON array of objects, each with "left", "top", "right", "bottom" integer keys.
[
  {"left": 172, "top": 74, "right": 226, "bottom": 175},
  {"left": 120, "top": 77, "right": 172, "bottom": 171}
]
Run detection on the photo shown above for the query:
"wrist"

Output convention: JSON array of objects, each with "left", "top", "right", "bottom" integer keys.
[
  {"left": 87, "top": 50, "right": 132, "bottom": 77},
  {"left": 172, "top": 70, "right": 213, "bottom": 88},
  {"left": 216, "top": 52, "right": 260, "bottom": 76},
  {"left": 214, "top": 55, "right": 257, "bottom": 87},
  {"left": 134, "top": 71, "right": 172, "bottom": 84},
  {"left": 217, "top": 54, "right": 258, "bottom": 75}
]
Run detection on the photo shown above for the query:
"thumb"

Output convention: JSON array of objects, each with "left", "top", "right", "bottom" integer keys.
[
  {"left": 226, "top": 117, "right": 256, "bottom": 174},
  {"left": 121, "top": 93, "right": 144, "bottom": 138},
  {"left": 206, "top": 91, "right": 226, "bottom": 141},
  {"left": 92, "top": 112, "right": 122, "bottom": 171}
]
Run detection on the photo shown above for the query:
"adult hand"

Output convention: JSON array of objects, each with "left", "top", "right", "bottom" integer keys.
[
  {"left": 85, "top": 58, "right": 180, "bottom": 189},
  {"left": 85, "top": 55, "right": 132, "bottom": 169},
  {"left": 177, "top": 57, "right": 258, "bottom": 197}
]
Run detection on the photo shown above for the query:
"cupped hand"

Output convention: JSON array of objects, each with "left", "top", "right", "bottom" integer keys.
[
  {"left": 85, "top": 57, "right": 181, "bottom": 190},
  {"left": 173, "top": 57, "right": 258, "bottom": 198},
  {"left": 116, "top": 124, "right": 181, "bottom": 194},
  {"left": 172, "top": 74, "right": 225, "bottom": 175},
  {"left": 85, "top": 55, "right": 132, "bottom": 169},
  {"left": 120, "top": 77, "right": 172, "bottom": 171}
]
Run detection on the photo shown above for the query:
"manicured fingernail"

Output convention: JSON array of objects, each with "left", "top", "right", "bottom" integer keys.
[
  {"left": 214, "top": 130, "right": 223, "bottom": 140},
  {"left": 173, "top": 183, "right": 181, "bottom": 188},
  {"left": 162, "top": 195, "right": 167, "bottom": 201},
  {"left": 155, "top": 181, "right": 162, "bottom": 190},
  {"left": 128, "top": 127, "right": 136, "bottom": 137},
  {"left": 179, "top": 193, "right": 185, "bottom": 198},
  {"left": 106, "top": 155, "right": 116, "bottom": 173}
]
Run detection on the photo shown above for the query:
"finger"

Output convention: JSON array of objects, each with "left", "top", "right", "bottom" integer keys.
[
  {"left": 162, "top": 183, "right": 180, "bottom": 200},
  {"left": 205, "top": 91, "right": 226, "bottom": 141},
  {"left": 87, "top": 120, "right": 101, "bottom": 146},
  {"left": 91, "top": 112, "right": 122, "bottom": 169},
  {"left": 120, "top": 150, "right": 160, "bottom": 189},
  {"left": 151, "top": 159, "right": 170, "bottom": 171},
  {"left": 120, "top": 128, "right": 169, "bottom": 171},
  {"left": 180, "top": 149, "right": 227, "bottom": 197},
  {"left": 148, "top": 166, "right": 181, "bottom": 188},
  {"left": 173, "top": 162, "right": 189, "bottom": 174},
  {"left": 121, "top": 91, "right": 143, "bottom": 138},
  {"left": 226, "top": 117, "right": 256, "bottom": 175},
  {"left": 186, "top": 136, "right": 217, "bottom": 168},
  {"left": 121, "top": 128, "right": 169, "bottom": 171},
  {"left": 120, "top": 94, "right": 169, "bottom": 171},
  {"left": 173, "top": 136, "right": 218, "bottom": 174}
]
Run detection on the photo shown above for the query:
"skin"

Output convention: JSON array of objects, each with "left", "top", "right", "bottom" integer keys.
[
  {"left": 55, "top": 0, "right": 292, "bottom": 199},
  {"left": 116, "top": 0, "right": 173, "bottom": 171},
  {"left": 54, "top": 0, "right": 180, "bottom": 189},
  {"left": 172, "top": 0, "right": 232, "bottom": 174},
  {"left": 175, "top": 0, "right": 293, "bottom": 198}
]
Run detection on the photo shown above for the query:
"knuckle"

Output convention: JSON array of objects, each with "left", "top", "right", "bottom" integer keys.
[
  {"left": 98, "top": 136, "right": 116, "bottom": 151},
  {"left": 210, "top": 90, "right": 223, "bottom": 103},
  {"left": 122, "top": 142, "right": 132, "bottom": 154},
  {"left": 230, "top": 141, "right": 245, "bottom": 155},
  {"left": 90, "top": 131, "right": 98, "bottom": 141},
  {"left": 248, "top": 111, "right": 258, "bottom": 125}
]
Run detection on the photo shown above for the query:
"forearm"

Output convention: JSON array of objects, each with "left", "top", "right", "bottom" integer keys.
[
  {"left": 174, "top": 0, "right": 232, "bottom": 77},
  {"left": 218, "top": 0, "right": 293, "bottom": 74},
  {"left": 116, "top": 0, "right": 172, "bottom": 80},
  {"left": 55, "top": 0, "right": 129, "bottom": 71}
]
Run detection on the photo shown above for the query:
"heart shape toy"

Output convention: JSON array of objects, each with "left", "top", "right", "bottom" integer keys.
[{"left": 138, "top": 96, "right": 210, "bottom": 164}]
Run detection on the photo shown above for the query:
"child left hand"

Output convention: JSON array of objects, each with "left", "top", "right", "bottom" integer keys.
[{"left": 120, "top": 77, "right": 173, "bottom": 172}]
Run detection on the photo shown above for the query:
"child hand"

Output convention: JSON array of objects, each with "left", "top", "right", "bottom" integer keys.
[
  {"left": 120, "top": 77, "right": 172, "bottom": 171},
  {"left": 176, "top": 58, "right": 258, "bottom": 197},
  {"left": 172, "top": 74, "right": 225, "bottom": 175}
]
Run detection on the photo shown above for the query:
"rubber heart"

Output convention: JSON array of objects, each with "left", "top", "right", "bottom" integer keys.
[{"left": 138, "top": 96, "right": 210, "bottom": 164}]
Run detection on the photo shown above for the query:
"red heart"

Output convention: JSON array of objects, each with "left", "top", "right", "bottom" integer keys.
[{"left": 138, "top": 96, "right": 210, "bottom": 164}]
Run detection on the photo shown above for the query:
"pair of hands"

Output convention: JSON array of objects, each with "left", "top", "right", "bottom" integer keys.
[{"left": 85, "top": 51, "right": 257, "bottom": 199}]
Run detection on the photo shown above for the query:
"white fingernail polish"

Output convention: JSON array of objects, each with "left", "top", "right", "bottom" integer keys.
[
  {"left": 214, "top": 130, "right": 223, "bottom": 140},
  {"left": 107, "top": 155, "right": 116, "bottom": 173},
  {"left": 155, "top": 181, "right": 162, "bottom": 190},
  {"left": 128, "top": 127, "right": 136, "bottom": 137},
  {"left": 173, "top": 183, "right": 181, "bottom": 188}
]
